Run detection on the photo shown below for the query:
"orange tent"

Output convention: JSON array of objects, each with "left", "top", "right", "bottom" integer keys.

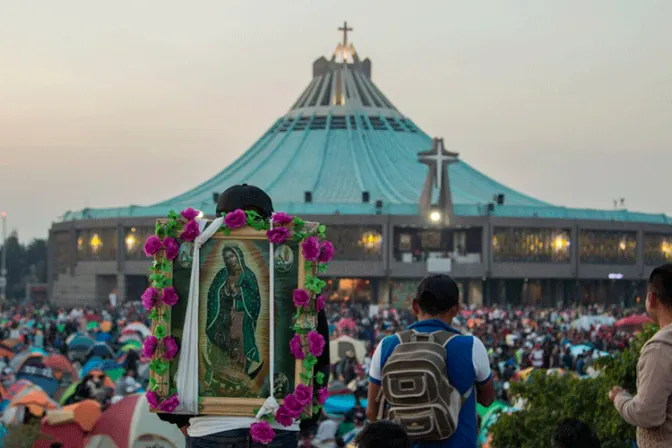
[
  {"left": 11, "top": 388, "right": 59, "bottom": 416},
  {"left": 44, "top": 354, "right": 78, "bottom": 380}
]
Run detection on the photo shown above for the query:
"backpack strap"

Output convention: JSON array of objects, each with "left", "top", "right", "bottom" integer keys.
[
  {"left": 430, "top": 330, "right": 459, "bottom": 347},
  {"left": 396, "top": 330, "right": 415, "bottom": 344}
]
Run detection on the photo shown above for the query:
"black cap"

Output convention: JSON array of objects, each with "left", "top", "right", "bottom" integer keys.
[
  {"left": 215, "top": 184, "right": 274, "bottom": 219},
  {"left": 415, "top": 274, "right": 460, "bottom": 315}
]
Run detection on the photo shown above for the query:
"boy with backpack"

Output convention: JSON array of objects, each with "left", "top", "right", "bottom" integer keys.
[{"left": 366, "top": 274, "right": 495, "bottom": 448}]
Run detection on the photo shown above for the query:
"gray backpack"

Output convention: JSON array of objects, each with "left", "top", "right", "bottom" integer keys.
[{"left": 377, "top": 330, "right": 472, "bottom": 441}]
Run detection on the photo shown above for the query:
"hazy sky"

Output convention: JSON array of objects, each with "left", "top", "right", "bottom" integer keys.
[{"left": 1, "top": 1, "right": 671, "bottom": 241}]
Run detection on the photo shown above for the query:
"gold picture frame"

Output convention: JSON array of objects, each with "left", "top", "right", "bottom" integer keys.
[{"left": 149, "top": 221, "right": 314, "bottom": 417}]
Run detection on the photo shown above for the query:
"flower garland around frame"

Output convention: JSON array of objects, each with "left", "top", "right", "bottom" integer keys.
[{"left": 141, "top": 207, "right": 333, "bottom": 444}]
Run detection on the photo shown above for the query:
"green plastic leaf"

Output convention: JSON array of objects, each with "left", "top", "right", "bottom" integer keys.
[
  {"left": 148, "top": 308, "right": 158, "bottom": 321},
  {"left": 149, "top": 377, "right": 157, "bottom": 390},
  {"left": 164, "top": 308, "right": 171, "bottom": 321},
  {"left": 318, "top": 263, "right": 328, "bottom": 274},
  {"left": 168, "top": 210, "right": 179, "bottom": 220},
  {"left": 198, "top": 397, "right": 204, "bottom": 404},
  {"left": 222, "top": 227, "right": 231, "bottom": 236},
  {"left": 293, "top": 217, "right": 305, "bottom": 230},
  {"left": 312, "top": 404, "right": 323, "bottom": 415},
  {"left": 316, "top": 372, "right": 325, "bottom": 385},
  {"left": 149, "top": 359, "right": 169, "bottom": 375},
  {"left": 318, "top": 224, "right": 326, "bottom": 234},
  {"left": 154, "top": 324, "right": 167, "bottom": 340},
  {"left": 305, "top": 274, "right": 327, "bottom": 294}
]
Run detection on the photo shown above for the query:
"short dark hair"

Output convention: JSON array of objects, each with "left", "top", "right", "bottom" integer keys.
[
  {"left": 414, "top": 274, "right": 460, "bottom": 316},
  {"left": 551, "top": 418, "right": 600, "bottom": 448},
  {"left": 215, "top": 184, "right": 274, "bottom": 218},
  {"left": 649, "top": 264, "right": 672, "bottom": 308},
  {"left": 355, "top": 421, "right": 410, "bottom": 448}
]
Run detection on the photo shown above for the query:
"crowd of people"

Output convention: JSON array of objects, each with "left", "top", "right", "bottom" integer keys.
[{"left": 0, "top": 282, "right": 657, "bottom": 448}]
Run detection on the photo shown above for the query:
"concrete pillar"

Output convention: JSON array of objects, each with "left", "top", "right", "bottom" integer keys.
[
  {"left": 469, "top": 279, "right": 483, "bottom": 307},
  {"left": 117, "top": 274, "right": 126, "bottom": 303},
  {"left": 636, "top": 229, "right": 645, "bottom": 277},
  {"left": 377, "top": 280, "right": 390, "bottom": 306}
]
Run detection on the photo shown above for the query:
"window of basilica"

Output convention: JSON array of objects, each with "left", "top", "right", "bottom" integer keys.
[
  {"left": 492, "top": 227, "right": 571, "bottom": 263},
  {"left": 327, "top": 225, "right": 383, "bottom": 261},
  {"left": 644, "top": 233, "right": 672, "bottom": 265},
  {"left": 124, "top": 227, "right": 155, "bottom": 260},
  {"left": 76, "top": 229, "right": 117, "bottom": 261},
  {"left": 579, "top": 230, "right": 636, "bottom": 264},
  {"left": 53, "top": 232, "right": 72, "bottom": 274}
]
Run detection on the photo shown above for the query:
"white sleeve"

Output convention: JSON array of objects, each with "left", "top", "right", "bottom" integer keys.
[
  {"left": 368, "top": 340, "right": 384, "bottom": 384},
  {"left": 472, "top": 336, "right": 492, "bottom": 384}
]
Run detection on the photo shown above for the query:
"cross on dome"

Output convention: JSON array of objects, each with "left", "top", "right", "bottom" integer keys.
[
  {"left": 418, "top": 138, "right": 459, "bottom": 191},
  {"left": 338, "top": 21, "right": 353, "bottom": 47}
]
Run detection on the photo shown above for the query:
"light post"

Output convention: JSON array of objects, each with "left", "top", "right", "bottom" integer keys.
[{"left": 0, "top": 212, "right": 6, "bottom": 301}]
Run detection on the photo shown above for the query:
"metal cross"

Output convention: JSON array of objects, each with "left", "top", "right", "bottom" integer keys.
[
  {"left": 339, "top": 21, "right": 353, "bottom": 47},
  {"left": 418, "top": 138, "right": 459, "bottom": 191}
]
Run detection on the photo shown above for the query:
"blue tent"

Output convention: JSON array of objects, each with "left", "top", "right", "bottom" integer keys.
[
  {"left": 86, "top": 343, "right": 115, "bottom": 361},
  {"left": 14, "top": 373, "right": 58, "bottom": 397}
]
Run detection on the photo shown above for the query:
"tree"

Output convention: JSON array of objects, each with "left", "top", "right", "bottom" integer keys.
[
  {"left": 0, "top": 234, "right": 48, "bottom": 300},
  {"left": 491, "top": 325, "right": 657, "bottom": 448}
]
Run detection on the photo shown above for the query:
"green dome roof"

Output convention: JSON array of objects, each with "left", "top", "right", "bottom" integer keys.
[{"left": 63, "top": 41, "right": 671, "bottom": 225}]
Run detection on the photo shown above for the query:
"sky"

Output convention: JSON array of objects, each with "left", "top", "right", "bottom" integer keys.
[{"left": 1, "top": 0, "right": 671, "bottom": 241}]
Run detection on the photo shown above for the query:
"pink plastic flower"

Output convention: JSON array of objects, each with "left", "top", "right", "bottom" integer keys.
[
  {"left": 159, "top": 394, "right": 180, "bottom": 413},
  {"left": 163, "top": 336, "right": 179, "bottom": 361},
  {"left": 161, "top": 287, "right": 179, "bottom": 307},
  {"left": 272, "top": 212, "right": 293, "bottom": 225},
  {"left": 316, "top": 295, "right": 326, "bottom": 312},
  {"left": 180, "top": 207, "right": 199, "bottom": 221},
  {"left": 275, "top": 405, "right": 294, "bottom": 427},
  {"left": 292, "top": 289, "right": 310, "bottom": 308},
  {"left": 180, "top": 219, "right": 200, "bottom": 242},
  {"left": 142, "top": 335, "right": 158, "bottom": 358},
  {"left": 289, "top": 334, "right": 305, "bottom": 360},
  {"left": 224, "top": 209, "right": 247, "bottom": 229},
  {"left": 301, "top": 236, "right": 321, "bottom": 261},
  {"left": 146, "top": 391, "right": 159, "bottom": 409},
  {"left": 318, "top": 241, "right": 334, "bottom": 263},
  {"left": 163, "top": 237, "right": 179, "bottom": 261},
  {"left": 294, "top": 385, "right": 313, "bottom": 406},
  {"left": 267, "top": 227, "right": 290, "bottom": 245},
  {"left": 307, "top": 330, "right": 325, "bottom": 357},
  {"left": 141, "top": 287, "right": 159, "bottom": 311},
  {"left": 283, "top": 394, "right": 305, "bottom": 418},
  {"left": 317, "top": 387, "right": 329, "bottom": 405},
  {"left": 144, "top": 235, "right": 162, "bottom": 257},
  {"left": 250, "top": 421, "right": 275, "bottom": 445}
]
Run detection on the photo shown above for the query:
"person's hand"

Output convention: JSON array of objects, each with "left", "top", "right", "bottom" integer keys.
[{"left": 609, "top": 386, "right": 624, "bottom": 401}]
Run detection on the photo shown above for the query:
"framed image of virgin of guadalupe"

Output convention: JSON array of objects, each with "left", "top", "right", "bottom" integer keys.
[{"left": 144, "top": 209, "right": 330, "bottom": 420}]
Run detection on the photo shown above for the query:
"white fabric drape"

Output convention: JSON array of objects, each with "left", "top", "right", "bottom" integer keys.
[
  {"left": 175, "top": 217, "right": 220, "bottom": 414},
  {"left": 256, "top": 223, "right": 276, "bottom": 419},
  {"left": 175, "top": 217, "right": 278, "bottom": 418}
]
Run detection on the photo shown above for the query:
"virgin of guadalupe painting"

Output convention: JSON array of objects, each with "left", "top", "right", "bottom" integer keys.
[
  {"left": 198, "top": 237, "right": 271, "bottom": 399},
  {"left": 205, "top": 245, "right": 263, "bottom": 380},
  {"left": 157, "top": 219, "right": 313, "bottom": 416}
]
